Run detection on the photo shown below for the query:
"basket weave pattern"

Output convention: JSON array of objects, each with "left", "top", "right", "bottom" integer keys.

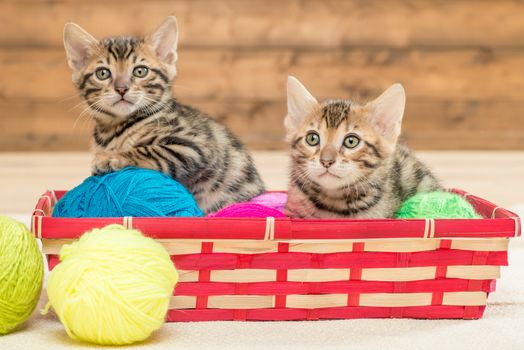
[{"left": 33, "top": 189, "right": 520, "bottom": 321}]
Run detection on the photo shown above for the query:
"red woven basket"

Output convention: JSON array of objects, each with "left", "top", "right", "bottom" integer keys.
[{"left": 33, "top": 189, "right": 520, "bottom": 321}]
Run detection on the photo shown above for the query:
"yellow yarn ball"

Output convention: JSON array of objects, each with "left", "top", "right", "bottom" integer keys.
[
  {"left": 0, "top": 216, "right": 43, "bottom": 335},
  {"left": 46, "top": 225, "right": 178, "bottom": 345}
]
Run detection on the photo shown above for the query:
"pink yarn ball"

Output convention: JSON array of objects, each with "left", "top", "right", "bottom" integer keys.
[
  {"left": 209, "top": 203, "right": 286, "bottom": 218},
  {"left": 249, "top": 192, "right": 288, "bottom": 212}
]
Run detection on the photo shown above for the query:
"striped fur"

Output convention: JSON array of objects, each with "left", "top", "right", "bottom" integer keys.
[
  {"left": 64, "top": 18, "right": 265, "bottom": 214},
  {"left": 284, "top": 78, "right": 442, "bottom": 218}
]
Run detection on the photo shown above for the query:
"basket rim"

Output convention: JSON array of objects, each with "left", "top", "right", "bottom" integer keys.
[{"left": 31, "top": 188, "right": 521, "bottom": 240}]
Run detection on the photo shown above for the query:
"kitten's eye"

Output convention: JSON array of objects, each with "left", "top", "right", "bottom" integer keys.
[
  {"left": 133, "top": 66, "right": 149, "bottom": 78},
  {"left": 95, "top": 68, "right": 111, "bottom": 80},
  {"left": 343, "top": 134, "right": 360, "bottom": 149},
  {"left": 305, "top": 132, "right": 320, "bottom": 146}
]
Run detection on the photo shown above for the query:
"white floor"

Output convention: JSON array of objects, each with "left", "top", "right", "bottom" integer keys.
[{"left": 1, "top": 151, "right": 524, "bottom": 213}]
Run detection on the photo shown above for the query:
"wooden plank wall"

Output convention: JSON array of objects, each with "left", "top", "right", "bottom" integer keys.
[{"left": 1, "top": 0, "right": 524, "bottom": 151}]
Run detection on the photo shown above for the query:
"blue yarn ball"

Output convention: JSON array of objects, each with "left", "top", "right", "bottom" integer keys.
[{"left": 53, "top": 167, "right": 203, "bottom": 218}]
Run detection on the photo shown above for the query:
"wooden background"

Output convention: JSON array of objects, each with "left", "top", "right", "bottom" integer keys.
[{"left": 1, "top": 0, "right": 524, "bottom": 151}]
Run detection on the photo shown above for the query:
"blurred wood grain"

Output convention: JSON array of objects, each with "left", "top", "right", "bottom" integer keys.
[
  {"left": 1, "top": 0, "right": 524, "bottom": 151},
  {"left": 3, "top": 48, "right": 524, "bottom": 100},
  {"left": 2, "top": 0, "right": 524, "bottom": 48},
  {"left": 3, "top": 98, "right": 524, "bottom": 151}
]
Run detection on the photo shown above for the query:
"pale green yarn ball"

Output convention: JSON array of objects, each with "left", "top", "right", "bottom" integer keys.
[
  {"left": 395, "top": 192, "right": 481, "bottom": 219},
  {"left": 0, "top": 216, "right": 44, "bottom": 335}
]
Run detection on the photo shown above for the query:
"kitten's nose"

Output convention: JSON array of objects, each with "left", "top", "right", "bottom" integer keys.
[
  {"left": 320, "top": 159, "right": 335, "bottom": 168},
  {"left": 320, "top": 146, "right": 337, "bottom": 168},
  {"left": 115, "top": 86, "right": 129, "bottom": 96}
]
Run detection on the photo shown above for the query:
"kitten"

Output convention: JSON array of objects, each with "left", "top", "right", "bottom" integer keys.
[
  {"left": 284, "top": 76, "right": 442, "bottom": 218},
  {"left": 63, "top": 17, "right": 265, "bottom": 214}
]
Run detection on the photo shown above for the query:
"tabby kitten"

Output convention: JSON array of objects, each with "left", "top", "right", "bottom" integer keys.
[
  {"left": 63, "top": 17, "right": 265, "bottom": 214},
  {"left": 284, "top": 77, "right": 442, "bottom": 218}
]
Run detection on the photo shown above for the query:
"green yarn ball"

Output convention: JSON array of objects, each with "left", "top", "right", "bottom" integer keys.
[
  {"left": 0, "top": 216, "right": 44, "bottom": 335},
  {"left": 395, "top": 192, "right": 481, "bottom": 219}
]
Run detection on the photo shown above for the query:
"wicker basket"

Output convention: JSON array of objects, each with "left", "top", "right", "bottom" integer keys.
[{"left": 33, "top": 189, "right": 520, "bottom": 321}]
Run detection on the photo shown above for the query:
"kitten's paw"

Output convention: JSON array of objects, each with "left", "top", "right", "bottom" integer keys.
[
  {"left": 92, "top": 152, "right": 130, "bottom": 175},
  {"left": 283, "top": 207, "right": 303, "bottom": 219}
]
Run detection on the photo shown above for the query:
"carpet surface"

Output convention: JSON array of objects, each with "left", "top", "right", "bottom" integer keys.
[{"left": 1, "top": 213, "right": 523, "bottom": 350}]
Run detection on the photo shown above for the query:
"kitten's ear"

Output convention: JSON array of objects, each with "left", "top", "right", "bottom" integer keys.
[
  {"left": 147, "top": 16, "right": 179, "bottom": 67},
  {"left": 63, "top": 23, "right": 98, "bottom": 72},
  {"left": 366, "top": 83, "right": 406, "bottom": 143},
  {"left": 285, "top": 76, "right": 319, "bottom": 133}
]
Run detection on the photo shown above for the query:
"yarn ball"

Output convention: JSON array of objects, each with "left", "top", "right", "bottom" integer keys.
[
  {"left": 209, "top": 203, "right": 286, "bottom": 218},
  {"left": 395, "top": 192, "right": 481, "bottom": 219},
  {"left": 249, "top": 192, "right": 288, "bottom": 212},
  {"left": 45, "top": 225, "right": 178, "bottom": 345},
  {"left": 0, "top": 216, "right": 43, "bottom": 335},
  {"left": 52, "top": 167, "right": 203, "bottom": 218}
]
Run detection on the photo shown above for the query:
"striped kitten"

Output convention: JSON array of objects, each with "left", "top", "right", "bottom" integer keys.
[
  {"left": 63, "top": 17, "right": 265, "bottom": 214},
  {"left": 284, "top": 77, "right": 442, "bottom": 218}
]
